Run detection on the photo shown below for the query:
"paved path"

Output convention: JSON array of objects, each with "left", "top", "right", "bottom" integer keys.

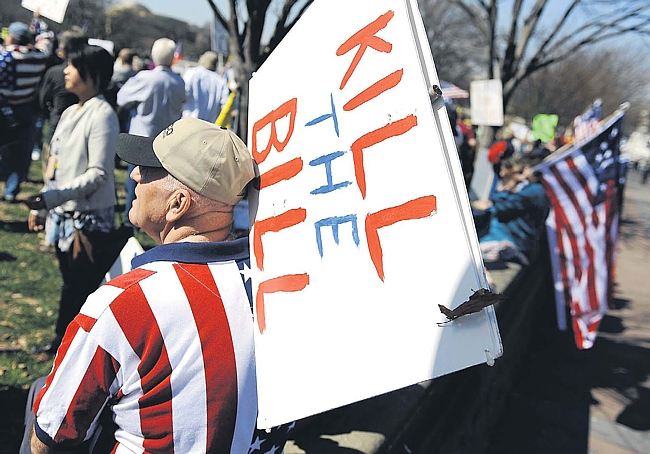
[
  {"left": 488, "top": 171, "right": 650, "bottom": 454},
  {"left": 589, "top": 171, "right": 650, "bottom": 453}
]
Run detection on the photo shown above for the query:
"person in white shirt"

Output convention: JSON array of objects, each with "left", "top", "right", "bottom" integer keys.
[
  {"left": 182, "top": 51, "right": 229, "bottom": 123},
  {"left": 116, "top": 38, "right": 185, "bottom": 226}
]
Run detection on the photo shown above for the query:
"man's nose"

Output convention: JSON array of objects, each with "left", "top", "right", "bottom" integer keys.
[{"left": 130, "top": 166, "right": 141, "bottom": 182}]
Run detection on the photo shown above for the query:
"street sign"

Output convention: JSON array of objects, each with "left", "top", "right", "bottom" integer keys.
[
  {"left": 470, "top": 79, "right": 504, "bottom": 127},
  {"left": 248, "top": 0, "right": 502, "bottom": 429},
  {"left": 21, "top": 0, "right": 69, "bottom": 24}
]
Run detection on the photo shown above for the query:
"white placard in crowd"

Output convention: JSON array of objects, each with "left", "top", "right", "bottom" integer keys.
[
  {"left": 88, "top": 38, "right": 115, "bottom": 56},
  {"left": 470, "top": 79, "right": 504, "bottom": 126},
  {"left": 21, "top": 0, "right": 69, "bottom": 24},
  {"left": 248, "top": 0, "right": 502, "bottom": 429}
]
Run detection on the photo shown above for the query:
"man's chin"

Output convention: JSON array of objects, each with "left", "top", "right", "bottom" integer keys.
[{"left": 127, "top": 212, "right": 139, "bottom": 229}]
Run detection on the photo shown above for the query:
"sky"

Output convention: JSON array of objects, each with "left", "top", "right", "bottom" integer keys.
[
  {"left": 135, "top": 0, "right": 649, "bottom": 52},
  {"left": 137, "top": 0, "right": 221, "bottom": 26}
]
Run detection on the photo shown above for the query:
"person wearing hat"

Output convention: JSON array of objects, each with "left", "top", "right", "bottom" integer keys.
[
  {"left": 27, "top": 118, "right": 293, "bottom": 453},
  {"left": 0, "top": 21, "right": 49, "bottom": 201},
  {"left": 182, "top": 50, "right": 230, "bottom": 123}
]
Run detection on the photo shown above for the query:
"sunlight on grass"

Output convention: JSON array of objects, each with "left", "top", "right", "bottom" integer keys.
[{"left": 0, "top": 164, "right": 145, "bottom": 389}]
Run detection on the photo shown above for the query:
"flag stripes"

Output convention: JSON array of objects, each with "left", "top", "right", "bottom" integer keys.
[{"left": 537, "top": 113, "right": 623, "bottom": 349}]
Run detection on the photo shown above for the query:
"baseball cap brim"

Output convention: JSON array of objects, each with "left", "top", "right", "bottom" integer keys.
[{"left": 116, "top": 133, "right": 163, "bottom": 168}]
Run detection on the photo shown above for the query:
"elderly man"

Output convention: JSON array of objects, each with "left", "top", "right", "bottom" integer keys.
[
  {"left": 28, "top": 118, "right": 292, "bottom": 453},
  {"left": 182, "top": 51, "right": 230, "bottom": 123},
  {"left": 117, "top": 37, "right": 185, "bottom": 226},
  {"left": 0, "top": 22, "right": 48, "bottom": 201}
]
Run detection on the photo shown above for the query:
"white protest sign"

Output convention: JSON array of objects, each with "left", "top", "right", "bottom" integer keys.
[
  {"left": 470, "top": 79, "right": 504, "bottom": 126},
  {"left": 22, "top": 0, "right": 70, "bottom": 24},
  {"left": 248, "top": 0, "right": 502, "bottom": 429},
  {"left": 88, "top": 38, "right": 115, "bottom": 56}
]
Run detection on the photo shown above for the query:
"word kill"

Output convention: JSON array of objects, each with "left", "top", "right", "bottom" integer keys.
[{"left": 251, "top": 10, "right": 437, "bottom": 333}]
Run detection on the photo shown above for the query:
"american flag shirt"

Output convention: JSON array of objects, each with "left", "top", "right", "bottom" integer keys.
[
  {"left": 0, "top": 44, "right": 48, "bottom": 105},
  {"left": 34, "top": 238, "right": 293, "bottom": 453}
]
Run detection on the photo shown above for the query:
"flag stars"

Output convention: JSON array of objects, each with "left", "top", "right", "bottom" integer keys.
[
  {"left": 248, "top": 435, "right": 263, "bottom": 453},
  {"left": 240, "top": 262, "right": 252, "bottom": 283}
]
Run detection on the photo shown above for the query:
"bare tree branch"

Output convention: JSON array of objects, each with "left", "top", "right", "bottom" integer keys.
[
  {"left": 505, "top": 14, "right": 650, "bottom": 103},
  {"left": 276, "top": 0, "right": 300, "bottom": 30},
  {"left": 544, "top": 5, "right": 648, "bottom": 56},
  {"left": 205, "top": 0, "right": 229, "bottom": 30},
  {"left": 224, "top": 0, "right": 245, "bottom": 59},
  {"left": 244, "top": 0, "right": 272, "bottom": 63},
  {"left": 448, "top": 0, "right": 490, "bottom": 38},
  {"left": 487, "top": 0, "right": 497, "bottom": 78},
  {"left": 285, "top": 0, "right": 313, "bottom": 28},
  {"left": 535, "top": 0, "right": 582, "bottom": 57},
  {"left": 501, "top": 0, "right": 524, "bottom": 79},
  {"left": 512, "top": 0, "right": 548, "bottom": 68},
  {"left": 267, "top": 0, "right": 314, "bottom": 55}
]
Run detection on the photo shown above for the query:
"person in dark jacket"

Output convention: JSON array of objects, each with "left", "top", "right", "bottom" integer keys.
[
  {"left": 38, "top": 29, "right": 87, "bottom": 176},
  {"left": 473, "top": 156, "right": 550, "bottom": 264}
]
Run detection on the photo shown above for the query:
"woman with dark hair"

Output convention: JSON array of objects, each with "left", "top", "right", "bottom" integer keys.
[{"left": 26, "top": 45, "right": 121, "bottom": 354}]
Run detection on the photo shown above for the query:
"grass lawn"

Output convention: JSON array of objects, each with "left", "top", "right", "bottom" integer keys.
[{"left": 0, "top": 160, "right": 154, "bottom": 449}]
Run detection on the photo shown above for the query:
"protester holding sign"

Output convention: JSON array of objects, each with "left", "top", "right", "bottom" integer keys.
[{"left": 26, "top": 118, "right": 292, "bottom": 454}]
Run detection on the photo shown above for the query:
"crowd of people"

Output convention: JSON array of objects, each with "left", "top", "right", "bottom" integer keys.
[
  {"left": 445, "top": 102, "right": 557, "bottom": 270},
  {"left": 0, "top": 20, "right": 289, "bottom": 454},
  {"left": 0, "top": 21, "right": 239, "bottom": 353},
  {"left": 1, "top": 22, "right": 235, "bottom": 203},
  {"left": 0, "top": 14, "right": 606, "bottom": 454}
]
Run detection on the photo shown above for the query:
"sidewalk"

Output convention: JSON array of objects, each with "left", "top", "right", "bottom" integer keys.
[
  {"left": 487, "top": 173, "right": 650, "bottom": 454},
  {"left": 589, "top": 173, "right": 650, "bottom": 453}
]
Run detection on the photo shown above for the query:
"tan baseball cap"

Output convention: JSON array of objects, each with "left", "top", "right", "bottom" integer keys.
[{"left": 116, "top": 118, "right": 255, "bottom": 205}]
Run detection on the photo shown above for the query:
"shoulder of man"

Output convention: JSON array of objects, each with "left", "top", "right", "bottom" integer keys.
[{"left": 79, "top": 267, "right": 160, "bottom": 326}]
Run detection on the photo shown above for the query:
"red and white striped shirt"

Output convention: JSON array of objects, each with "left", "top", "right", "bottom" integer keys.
[{"left": 33, "top": 240, "right": 286, "bottom": 453}]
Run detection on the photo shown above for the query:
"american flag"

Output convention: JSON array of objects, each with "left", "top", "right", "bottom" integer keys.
[
  {"left": 440, "top": 80, "right": 469, "bottom": 99},
  {"left": 573, "top": 99, "right": 603, "bottom": 143},
  {"left": 172, "top": 41, "right": 184, "bottom": 65},
  {"left": 536, "top": 111, "right": 624, "bottom": 349}
]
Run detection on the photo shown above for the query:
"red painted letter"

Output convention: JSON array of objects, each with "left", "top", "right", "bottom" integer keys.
[
  {"left": 343, "top": 69, "right": 403, "bottom": 111},
  {"left": 256, "top": 274, "right": 310, "bottom": 333},
  {"left": 251, "top": 98, "right": 298, "bottom": 164},
  {"left": 351, "top": 114, "right": 418, "bottom": 199},
  {"left": 365, "top": 195, "right": 437, "bottom": 281},
  {"left": 253, "top": 208, "right": 307, "bottom": 271},
  {"left": 259, "top": 158, "right": 303, "bottom": 189},
  {"left": 336, "top": 11, "right": 394, "bottom": 90}
]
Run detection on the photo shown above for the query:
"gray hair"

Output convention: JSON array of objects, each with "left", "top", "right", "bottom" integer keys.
[
  {"left": 160, "top": 173, "right": 234, "bottom": 213},
  {"left": 198, "top": 51, "right": 218, "bottom": 71},
  {"left": 151, "top": 38, "right": 176, "bottom": 66}
]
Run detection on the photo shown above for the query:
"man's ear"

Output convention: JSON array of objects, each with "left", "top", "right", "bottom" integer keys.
[{"left": 166, "top": 189, "right": 192, "bottom": 223}]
